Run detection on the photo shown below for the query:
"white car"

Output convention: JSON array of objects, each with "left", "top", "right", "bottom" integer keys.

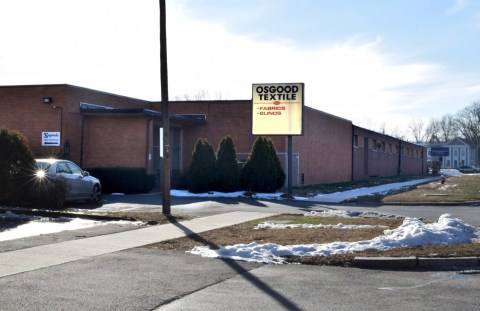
[
  {"left": 458, "top": 165, "right": 479, "bottom": 174},
  {"left": 35, "top": 159, "right": 102, "bottom": 204}
]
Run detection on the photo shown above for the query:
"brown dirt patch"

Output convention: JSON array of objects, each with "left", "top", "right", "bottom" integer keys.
[
  {"left": 382, "top": 174, "right": 480, "bottom": 203},
  {"left": 144, "top": 213, "right": 480, "bottom": 266},
  {"left": 146, "top": 214, "right": 403, "bottom": 251}
]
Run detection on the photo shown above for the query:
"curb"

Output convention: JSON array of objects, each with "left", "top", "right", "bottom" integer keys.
[
  {"left": 0, "top": 207, "right": 138, "bottom": 222},
  {"left": 354, "top": 256, "right": 480, "bottom": 270}
]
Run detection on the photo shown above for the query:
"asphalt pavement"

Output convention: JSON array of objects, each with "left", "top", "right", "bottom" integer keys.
[{"left": 1, "top": 195, "right": 479, "bottom": 310}]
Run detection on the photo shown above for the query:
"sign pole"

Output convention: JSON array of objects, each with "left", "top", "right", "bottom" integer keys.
[
  {"left": 160, "top": 0, "right": 170, "bottom": 215},
  {"left": 287, "top": 135, "right": 293, "bottom": 195}
]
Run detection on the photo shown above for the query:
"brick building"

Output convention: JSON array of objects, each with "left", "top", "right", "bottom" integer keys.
[{"left": 0, "top": 84, "right": 427, "bottom": 188}]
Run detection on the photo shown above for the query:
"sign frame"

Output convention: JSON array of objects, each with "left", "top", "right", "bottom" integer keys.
[
  {"left": 252, "top": 83, "right": 304, "bottom": 136},
  {"left": 42, "top": 132, "right": 61, "bottom": 146},
  {"left": 430, "top": 147, "right": 449, "bottom": 157}
]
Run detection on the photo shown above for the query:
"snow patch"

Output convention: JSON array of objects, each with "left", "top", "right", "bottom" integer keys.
[
  {"left": 254, "top": 222, "right": 388, "bottom": 230},
  {"left": 0, "top": 212, "right": 145, "bottom": 241},
  {"left": 188, "top": 214, "right": 480, "bottom": 264}
]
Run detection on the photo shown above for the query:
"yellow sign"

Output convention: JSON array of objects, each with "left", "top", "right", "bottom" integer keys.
[{"left": 252, "top": 83, "right": 304, "bottom": 135}]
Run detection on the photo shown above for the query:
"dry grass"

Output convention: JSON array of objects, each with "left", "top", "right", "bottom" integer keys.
[
  {"left": 144, "top": 214, "right": 480, "bottom": 266},
  {"left": 382, "top": 174, "right": 480, "bottom": 203}
]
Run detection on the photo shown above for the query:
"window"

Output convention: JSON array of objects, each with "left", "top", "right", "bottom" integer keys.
[
  {"left": 381, "top": 142, "right": 386, "bottom": 152},
  {"left": 66, "top": 162, "right": 83, "bottom": 176},
  {"left": 389, "top": 143, "right": 392, "bottom": 153},
  {"left": 373, "top": 139, "right": 378, "bottom": 150},
  {"left": 353, "top": 135, "right": 358, "bottom": 148}
]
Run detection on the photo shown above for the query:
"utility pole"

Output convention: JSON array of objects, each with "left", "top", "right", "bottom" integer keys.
[{"left": 160, "top": 0, "right": 170, "bottom": 214}]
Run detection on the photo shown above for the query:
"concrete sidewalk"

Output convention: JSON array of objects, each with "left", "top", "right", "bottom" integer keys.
[{"left": 0, "top": 211, "right": 276, "bottom": 278}]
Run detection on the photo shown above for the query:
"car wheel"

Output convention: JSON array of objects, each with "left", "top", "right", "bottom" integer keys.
[{"left": 90, "top": 185, "right": 102, "bottom": 204}]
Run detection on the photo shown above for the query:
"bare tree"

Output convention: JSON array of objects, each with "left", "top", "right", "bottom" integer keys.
[
  {"left": 174, "top": 93, "right": 191, "bottom": 101},
  {"left": 408, "top": 118, "right": 426, "bottom": 142},
  {"left": 390, "top": 130, "right": 407, "bottom": 141},
  {"left": 174, "top": 89, "right": 224, "bottom": 101},
  {"left": 456, "top": 101, "right": 480, "bottom": 166},
  {"left": 193, "top": 89, "right": 210, "bottom": 100},
  {"left": 378, "top": 122, "right": 386, "bottom": 135},
  {"left": 438, "top": 114, "right": 458, "bottom": 142},
  {"left": 424, "top": 118, "right": 440, "bottom": 142}
]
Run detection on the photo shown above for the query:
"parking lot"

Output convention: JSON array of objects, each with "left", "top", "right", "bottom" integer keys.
[{"left": 1, "top": 195, "right": 480, "bottom": 310}]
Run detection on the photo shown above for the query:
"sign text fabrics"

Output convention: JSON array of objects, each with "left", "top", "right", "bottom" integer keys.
[{"left": 252, "top": 83, "right": 304, "bottom": 135}]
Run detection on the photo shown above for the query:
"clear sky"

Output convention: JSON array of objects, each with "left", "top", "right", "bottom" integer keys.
[{"left": 1, "top": 0, "right": 479, "bottom": 139}]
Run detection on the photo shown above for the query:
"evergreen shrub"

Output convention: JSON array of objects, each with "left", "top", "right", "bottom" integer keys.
[
  {"left": 241, "top": 136, "right": 284, "bottom": 193},
  {"left": 188, "top": 138, "right": 217, "bottom": 193},
  {"left": 215, "top": 135, "right": 240, "bottom": 192},
  {"left": 268, "top": 139, "right": 286, "bottom": 190},
  {"left": 30, "top": 175, "right": 68, "bottom": 209},
  {"left": 0, "top": 127, "right": 35, "bottom": 205}
]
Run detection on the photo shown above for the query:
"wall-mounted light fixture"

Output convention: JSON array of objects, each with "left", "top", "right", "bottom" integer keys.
[{"left": 43, "top": 97, "right": 52, "bottom": 104}]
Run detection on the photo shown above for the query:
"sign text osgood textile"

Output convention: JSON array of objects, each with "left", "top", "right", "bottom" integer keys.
[{"left": 252, "top": 83, "right": 304, "bottom": 135}]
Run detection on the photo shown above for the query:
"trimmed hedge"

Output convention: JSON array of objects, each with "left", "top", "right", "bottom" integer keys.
[{"left": 87, "top": 167, "right": 155, "bottom": 194}]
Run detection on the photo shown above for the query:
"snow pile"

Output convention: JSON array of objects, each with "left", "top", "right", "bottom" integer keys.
[
  {"left": 170, "top": 177, "right": 437, "bottom": 203},
  {"left": 0, "top": 211, "right": 144, "bottom": 241},
  {"left": 170, "top": 189, "right": 308, "bottom": 201},
  {"left": 440, "top": 168, "right": 462, "bottom": 176},
  {"left": 305, "top": 210, "right": 402, "bottom": 219},
  {"left": 254, "top": 222, "right": 388, "bottom": 230},
  {"left": 308, "top": 177, "right": 437, "bottom": 203},
  {"left": 305, "top": 210, "right": 361, "bottom": 217},
  {"left": 171, "top": 190, "right": 245, "bottom": 198},
  {"left": 188, "top": 214, "right": 479, "bottom": 264}
]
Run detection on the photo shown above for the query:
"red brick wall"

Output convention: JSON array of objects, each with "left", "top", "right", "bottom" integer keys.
[
  {"left": 164, "top": 100, "right": 285, "bottom": 171},
  {"left": 353, "top": 127, "right": 427, "bottom": 180},
  {"left": 82, "top": 116, "right": 149, "bottom": 169},
  {"left": 168, "top": 102, "right": 352, "bottom": 186},
  {"left": 0, "top": 85, "right": 69, "bottom": 157},
  {"left": 293, "top": 107, "right": 353, "bottom": 185},
  {"left": 0, "top": 84, "right": 151, "bottom": 168}
]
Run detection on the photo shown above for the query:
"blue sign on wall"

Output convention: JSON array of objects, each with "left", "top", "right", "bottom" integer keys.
[{"left": 430, "top": 147, "right": 449, "bottom": 156}]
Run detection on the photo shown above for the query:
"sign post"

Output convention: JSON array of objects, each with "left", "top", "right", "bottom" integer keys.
[
  {"left": 160, "top": 0, "right": 170, "bottom": 215},
  {"left": 252, "top": 83, "right": 304, "bottom": 194}
]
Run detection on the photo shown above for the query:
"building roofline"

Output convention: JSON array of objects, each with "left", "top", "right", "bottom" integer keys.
[
  {"left": 79, "top": 103, "right": 206, "bottom": 125},
  {"left": 151, "top": 99, "right": 252, "bottom": 105},
  {"left": 304, "top": 106, "right": 353, "bottom": 123},
  {"left": 353, "top": 125, "right": 425, "bottom": 147},
  {"left": 0, "top": 83, "right": 152, "bottom": 104}
]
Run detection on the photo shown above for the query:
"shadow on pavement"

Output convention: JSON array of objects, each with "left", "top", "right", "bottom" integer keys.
[
  {"left": 165, "top": 215, "right": 303, "bottom": 311},
  {"left": 73, "top": 193, "right": 326, "bottom": 211}
]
